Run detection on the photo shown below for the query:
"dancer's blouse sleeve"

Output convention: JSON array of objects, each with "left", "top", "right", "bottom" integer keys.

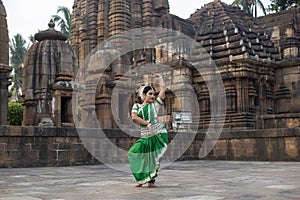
[{"left": 131, "top": 103, "right": 139, "bottom": 113}]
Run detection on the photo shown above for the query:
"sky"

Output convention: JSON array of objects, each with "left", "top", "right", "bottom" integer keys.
[{"left": 4, "top": 0, "right": 268, "bottom": 42}]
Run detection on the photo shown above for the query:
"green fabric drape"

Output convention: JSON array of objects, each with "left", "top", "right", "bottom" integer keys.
[{"left": 128, "top": 98, "right": 168, "bottom": 184}]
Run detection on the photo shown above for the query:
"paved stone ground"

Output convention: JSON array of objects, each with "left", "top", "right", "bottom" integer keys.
[{"left": 0, "top": 161, "right": 300, "bottom": 200}]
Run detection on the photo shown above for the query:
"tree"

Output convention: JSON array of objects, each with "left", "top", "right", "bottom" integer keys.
[
  {"left": 51, "top": 6, "right": 72, "bottom": 43},
  {"left": 268, "top": 0, "right": 300, "bottom": 12},
  {"left": 232, "top": 0, "right": 252, "bottom": 15},
  {"left": 28, "top": 34, "right": 36, "bottom": 44},
  {"left": 232, "top": 0, "right": 267, "bottom": 17},
  {"left": 8, "top": 102, "right": 23, "bottom": 126},
  {"left": 9, "top": 34, "right": 28, "bottom": 102}
]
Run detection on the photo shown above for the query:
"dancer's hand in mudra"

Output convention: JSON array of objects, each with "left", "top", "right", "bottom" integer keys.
[{"left": 148, "top": 73, "right": 166, "bottom": 100}]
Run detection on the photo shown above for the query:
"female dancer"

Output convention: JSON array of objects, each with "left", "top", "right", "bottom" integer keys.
[{"left": 128, "top": 74, "right": 168, "bottom": 188}]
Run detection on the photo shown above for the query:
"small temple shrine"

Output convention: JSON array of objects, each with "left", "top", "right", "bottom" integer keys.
[{"left": 22, "top": 20, "right": 78, "bottom": 127}]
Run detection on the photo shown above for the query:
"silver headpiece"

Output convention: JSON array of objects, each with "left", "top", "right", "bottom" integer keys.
[{"left": 139, "top": 86, "right": 146, "bottom": 100}]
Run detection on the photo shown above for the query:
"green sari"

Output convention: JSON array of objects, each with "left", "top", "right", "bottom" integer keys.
[{"left": 128, "top": 97, "right": 168, "bottom": 184}]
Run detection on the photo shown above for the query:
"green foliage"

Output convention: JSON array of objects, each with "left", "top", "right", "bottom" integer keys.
[
  {"left": 9, "top": 33, "right": 28, "bottom": 102},
  {"left": 28, "top": 34, "right": 36, "bottom": 44},
  {"left": 268, "top": 0, "right": 300, "bottom": 12},
  {"left": 51, "top": 6, "right": 72, "bottom": 43},
  {"left": 8, "top": 102, "right": 23, "bottom": 126},
  {"left": 231, "top": 0, "right": 267, "bottom": 17}
]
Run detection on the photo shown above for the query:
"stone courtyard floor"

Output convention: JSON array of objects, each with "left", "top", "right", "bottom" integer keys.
[{"left": 0, "top": 160, "right": 300, "bottom": 200}]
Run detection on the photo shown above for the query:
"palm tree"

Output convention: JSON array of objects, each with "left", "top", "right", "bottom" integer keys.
[
  {"left": 232, "top": 0, "right": 267, "bottom": 17},
  {"left": 232, "top": 0, "right": 252, "bottom": 14},
  {"left": 9, "top": 34, "right": 28, "bottom": 102},
  {"left": 28, "top": 34, "right": 36, "bottom": 45},
  {"left": 252, "top": 0, "right": 267, "bottom": 17},
  {"left": 51, "top": 6, "right": 72, "bottom": 43}
]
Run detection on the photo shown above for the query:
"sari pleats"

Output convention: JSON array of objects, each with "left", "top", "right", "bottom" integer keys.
[
  {"left": 128, "top": 132, "right": 168, "bottom": 184},
  {"left": 129, "top": 98, "right": 168, "bottom": 184}
]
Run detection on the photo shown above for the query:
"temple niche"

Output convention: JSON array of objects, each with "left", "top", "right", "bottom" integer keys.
[
  {"left": 0, "top": 0, "right": 11, "bottom": 125},
  {"left": 70, "top": 0, "right": 300, "bottom": 130},
  {"left": 22, "top": 21, "right": 78, "bottom": 127}
]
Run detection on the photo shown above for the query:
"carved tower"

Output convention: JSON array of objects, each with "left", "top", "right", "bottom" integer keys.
[
  {"left": 71, "top": 0, "right": 174, "bottom": 129},
  {"left": 0, "top": 0, "right": 11, "bottom": 125}
]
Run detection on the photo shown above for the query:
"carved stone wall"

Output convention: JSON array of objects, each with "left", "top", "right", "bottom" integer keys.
[
  {"left": 0, "top": 1, "right": 11, "bottom": 125},
  {"left": 0, "top": 126, "right": 299, "bottom": 167},
  {"left": 185, "top": 0, "right": 299, "bottom": 130},
  {"left": 70, "top": 0, "right": 300, "bottom": 131},
  {"left": 255, "top": 7, "right": 300, "bottom": 129},
  {"left": 189, "top": 1, "right": 277, "bottom": 130}
]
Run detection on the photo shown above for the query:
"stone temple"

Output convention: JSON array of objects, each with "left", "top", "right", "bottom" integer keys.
[
  {"left": 0, "top": 0, "right": 300, "bottom": 167},
  {"left": 70, "top": 0, "right": 300, "bottom": 130}
]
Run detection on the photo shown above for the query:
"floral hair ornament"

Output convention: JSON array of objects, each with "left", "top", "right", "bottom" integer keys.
[{"left": 139, "top": 85, "right": 146, "bottom": 100}]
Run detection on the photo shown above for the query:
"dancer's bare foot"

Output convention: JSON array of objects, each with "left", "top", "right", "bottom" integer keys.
[
  {"left": 148, "top": 183, "right": 157, "bottom": 188},
  {"left": 135, "top": 183, "right": 143, "bottom": 187}
]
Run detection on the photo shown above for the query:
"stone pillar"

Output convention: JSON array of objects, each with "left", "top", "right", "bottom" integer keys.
[
  {"left": 142, "top": 0, "right": 153, "bottom": 27},
  {"left": 0, "top": 0, "right": 9, "bottom": 66},
  {"left": 0, "top": 1, "right": 11, "bottom": 125},
  {"left": 282, "top": 27, "right": 299, "bottom": 59},
  {"left": 87, "top": 0, "right": 98, "bottom": 51},
  {"left": 131, "top": 0, "right": 143, "bottom": 28},
  {"left": 109, "top": 0, "right": 131, "bottom": 36},
  {"left": 0, "top": 65, "right": 11, "bottom": 125},
  {"left": 95, "top": 72, "right": 114, "bottom": 129},
  {"left": 97, "top": 0, "right": 108, "bottom": 43}
]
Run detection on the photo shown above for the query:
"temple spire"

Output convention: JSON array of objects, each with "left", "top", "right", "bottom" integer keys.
[{"left": 34, "top": 20, "right": 67, "bottom": 42}]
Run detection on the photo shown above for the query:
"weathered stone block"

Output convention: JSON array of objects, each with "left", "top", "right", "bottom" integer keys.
[
  {"left": 22, "top": 150, "right": 39, "bottom": 163},
  {"left": 0, "top": 149, "right": 9, "bottom": 162},
  {"left": 263, "top": 138, "right": 276, "bottom": 160},
  {"left": 38, "top": 143, "right": 50, "bottom": 161},
  {"left": 212, "top": 140, "right": 228, "bottom": 158},
  {"left": 284, "top": 137, "right": 298, "bottom": 158},
  {"left": 57, "top": 150, "right": 70, "bottom": 163},
  {"left": 7, "top": 150, "right": 22, "bottom": 161},
  {"left": 8, "top": 126, "right": 22, "bottom": 136},
  {"left": 59, "top": 141, "right": 72, "bottom": 150},
  {"left": 0, "top": 143, "right": 6, "bottom": 151},
  {"left": 7, "top": 140, "right": 20, "bottom": 151}
]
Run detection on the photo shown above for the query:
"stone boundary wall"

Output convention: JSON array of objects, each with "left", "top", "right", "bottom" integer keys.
[{"left": 0, "top": 126, "right": 299, "bottom": 168}]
